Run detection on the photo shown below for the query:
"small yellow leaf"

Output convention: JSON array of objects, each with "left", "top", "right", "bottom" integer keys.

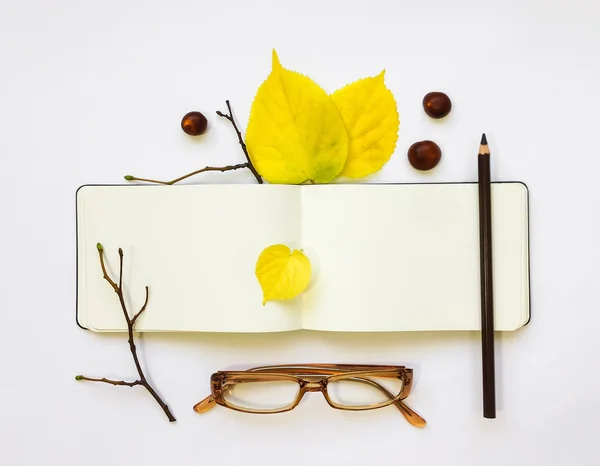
[
  {"left": 246, "top": 50, "right": 349, "bottom": 184},
  {"left": 255, "top": 244, "right": 311, "bottom": 305},
  {"left": 330, "top": 70, "right": 399, "bottom": 178}
]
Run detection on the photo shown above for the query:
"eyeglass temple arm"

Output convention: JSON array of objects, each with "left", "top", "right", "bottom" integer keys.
[
  {"left": 347, "top": 377, "right": 426, "bottom": 428},
  {"left": 194, "top": 379, "right": 243, "bottom": 413},
  {"left": 193, "top": 395, "right": 216, "bottom": 413},
  {"left": 247, "top": 364, "right": 403, "bottom": 372},
  {"left": 395, "top": 399, "right": 426, "bottom": 428}
]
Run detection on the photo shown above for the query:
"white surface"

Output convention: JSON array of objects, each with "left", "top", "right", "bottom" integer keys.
[
  {"left": 77, "top": 183, "right": 529, "bottom": 332},
  {"left": 1, "top": 0, "right": 599, "bottom": 465}
]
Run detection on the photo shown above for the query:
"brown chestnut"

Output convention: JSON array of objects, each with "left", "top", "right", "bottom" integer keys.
[
  {"left": 181, "top": 111, "right": 208, "bottom": 136},
  {"left": 422, "top": 92, "right": 452, "bottom": 119},
  {"left": 408, "top": 140, "right": 442, "bottom": 171}
]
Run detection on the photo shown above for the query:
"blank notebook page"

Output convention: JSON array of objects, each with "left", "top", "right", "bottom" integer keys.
[
  {"left": 77, "top": 184, "right": 304, "bottom": 332},
  {"left": 300, "top": 183, "right": 529, "bottom": 331}
]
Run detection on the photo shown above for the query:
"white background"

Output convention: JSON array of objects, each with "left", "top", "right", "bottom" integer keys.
[{"left": 1, "top": 0, "right": 599, "bottom": 464}]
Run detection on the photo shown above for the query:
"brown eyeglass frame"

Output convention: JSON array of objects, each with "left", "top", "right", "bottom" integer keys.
[{"left": 193, "top": 364, "right": 426, "bottom": 428}]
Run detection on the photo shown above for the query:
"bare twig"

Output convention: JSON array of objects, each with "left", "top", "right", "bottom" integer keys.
[
  {"left": 124, "top": 100, "right": 263, "bottom": 185},
  {"left": 98, "top": 246, "right": 118, "bottom": 292},
  {"left": 125, "top": 163, "right": 249, "bottom": 185},
  {"left": 76, "top": 243, "right": 176, "bottom": 422},
  {"left": 75, "top": 376, "right": 141, "bottom": 387},
  {"left": 131, "top": 286, "right": 149, "bottom": 325},
  {"left": 216, "top": 100, "right": 263, "bottom": 184}
]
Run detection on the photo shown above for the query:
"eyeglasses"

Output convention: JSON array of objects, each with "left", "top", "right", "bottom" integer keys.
[{"left": 193, "top": 364, "right": 426, "bottom": 428}]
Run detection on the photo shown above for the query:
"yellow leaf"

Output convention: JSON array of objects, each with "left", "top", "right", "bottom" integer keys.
[
  {"left": 246, "top": 50, "right": 349, "bottom": 184},
  {"left": 330, "top": 70, "right": 399, "bottom": 178},
  {"left": 255, "top": 244, "right": 311, "bottom": 305}
]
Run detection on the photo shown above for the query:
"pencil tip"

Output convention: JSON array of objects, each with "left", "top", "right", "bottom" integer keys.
[{"left": 480, "top": 133, "right": 488, "bottom": 145}]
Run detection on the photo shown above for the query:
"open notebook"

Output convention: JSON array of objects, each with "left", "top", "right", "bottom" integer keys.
[{"left": 76, "top": 182, "right": 530, "bottom": 333}]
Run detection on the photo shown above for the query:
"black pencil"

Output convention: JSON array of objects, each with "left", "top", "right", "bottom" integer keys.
[{"left": 477, "top": 133, "right": 496, "bottom": 419}]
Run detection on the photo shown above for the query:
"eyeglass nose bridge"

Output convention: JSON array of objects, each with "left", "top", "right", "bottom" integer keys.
[{"left": 302, "top": 380, "right": 325, "bottom": 393}]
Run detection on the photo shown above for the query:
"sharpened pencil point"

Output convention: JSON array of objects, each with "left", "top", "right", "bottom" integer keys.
[{"left": 480, "top": 133, "right": 487, "bottom": 145}]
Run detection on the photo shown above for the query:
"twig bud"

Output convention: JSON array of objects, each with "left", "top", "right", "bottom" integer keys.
[
  {"left": 96, "top": 243, "right": 103, "bottom": 251},
  {"left": 124, "top": 175, "right": 134, "bottom": 181},
  {"left": 75, "top": 375, "right": 83, "bottom": 380}
]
